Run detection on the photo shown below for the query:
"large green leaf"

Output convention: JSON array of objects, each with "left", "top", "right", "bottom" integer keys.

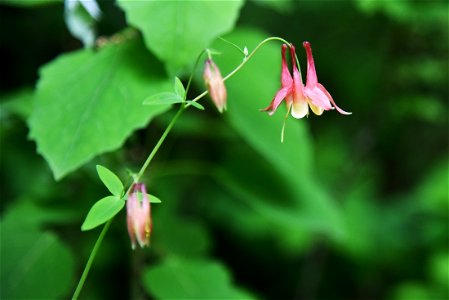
[
  {"left": 29, "top": 36, "right": 171, "bottom": 179},
  {"left": 212, "top": 28, "right": 346, "bottom": 242},
  {"left": 117, "top": 0, "right": 244, "bottom": 73},
  {"left": 0, "top": 219, "right": 75, "bottom": 299},
  {"left": 143, "top": 257, "right": 254, "bottom": 299}
]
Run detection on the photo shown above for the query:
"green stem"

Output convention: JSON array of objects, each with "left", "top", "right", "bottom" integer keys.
[
  {"left": 72, "top": 220, "right": 112, "bottom": 300},
  {"left": 222, "top": 36, "right": 291, "bottom": 81},
  {"left": 72, "top": 107, "right": 184, "bottom": 300},
  {"left": 136, "top": 106, "right": 184, "bottom": 181},
  {"left": 186, "top": 37, "right": 290, "bottom": 108},
  {"left": 73, "top": 35, "right": 291, "bottom": 299}
]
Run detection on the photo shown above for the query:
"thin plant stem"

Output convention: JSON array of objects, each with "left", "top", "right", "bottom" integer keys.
[
  {"left": 72, "top": 107, "right": 184, "bottom": 300},
  {"left": 136, "top": 106, "right": 184, "bottom": 181},
  {"left": 186, "top": 37, "right": 290, "bottom": 108},
  {"left": 223, "top": 37, "right": 292, "bottom": 81},
  {"left": 73, "top": 35, "right": 292, "bottom": 299},
  {"left": 72, "top": 220, "right": 112, "bottom": 300}
]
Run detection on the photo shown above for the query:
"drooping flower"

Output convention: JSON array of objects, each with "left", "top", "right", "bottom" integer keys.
[
  {"left": 262, "top": 44, "right": 319, "bottom": 118},
  {"left": 126, "top": 183, "right": 152, "bottom": 249},
  {"left": 203, "top": 59, "right": 227, "bottom": 113},
  {"left": 262, "top": 43, "right": 351, "bottom": 118},
  {"left": 303, "top": 41, "right": 351, "bottom": 115}
]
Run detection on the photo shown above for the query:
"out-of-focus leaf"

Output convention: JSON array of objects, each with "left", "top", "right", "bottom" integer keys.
[
  {"left": 150, "top": 181, "right": 210, "bottom": 257},
  {"left": 339, "top": 183, "right": 378, "bottom": 258},
  {"left": 0, "top": 89, "right": 34, "bottom": 120},
  {"left": 152, "top": 213, "right": 210, "bottom": 258},
  {"left": 117, "top": 0, "right": 244, "bottom": 73},
  {"left": 356, "top": 0, "right": 447, "bottom": 26},
  {"left": 0, "top": 219, "right": 75, "bottom": 299},
  {"left": 81, "top": 195, "right": 124, "bottom": 231},
  {"left": 1, "top": 201, "right": 78, "bottom": 228},
  {"left": 390, "top": 282, "right": 432, "bottom": 300},
  {"left": 29, "top": 36, "right": 171, "bottom": 180},
  {"left": 416, "top": 159, "right": 448, "bottom": 212},
  {"left": 429, "top": 252, "right": 449, "bottom": 289},
  {"left": 0, "top": 0, "right": 61, "bottom": 7},
  {"left": 142, "top": 257, "right": 254, "bottom": 299},
  {"left": 251, "top": 0, "right": 294, "bottom": 13},
  {"left": 96, "top": 165, "right": 124, "bottom": 197},
  {"left": 391, "top": 95, "right": 446, "bottom": 123},
  {"left": 214, "top": 169, "right": 313, "bottom": 252},
  {"left": 212, "top": 28, "right": 346, "bottom": 242}
]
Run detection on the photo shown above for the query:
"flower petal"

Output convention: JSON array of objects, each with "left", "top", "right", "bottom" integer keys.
[
  {"left": 309, "top": 101, "right": 324, "bottom": 115},
  {"left": 303, "top": 41, "right": 318, "bottom": 87},
  {"left": 305, "top": 86, "right": 333, "bottom": 110},
  {"left": 261, "top": 86, "right": 291, "bottom": 115},
  {"left": 281, "top": 44, "right": 293, "bottom": 87},
  {"left": 291, "top": 99, "right": 309, "bottom": 119},
  {"left": 317, "top": 83, "right": 352, "bottom": 115}
]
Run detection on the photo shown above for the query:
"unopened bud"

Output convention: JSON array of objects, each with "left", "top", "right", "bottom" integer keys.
[
  {"left": 203, "top": 59, "right": 227, "bottom": 113},
  {"left": 126, "top": 183, "right": 152, "bottom": 249}
]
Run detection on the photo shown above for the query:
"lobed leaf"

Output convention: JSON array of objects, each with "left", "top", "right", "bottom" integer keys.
[
  {"left": 29, "top": 36, "right": 171, "bottom": 180},
  {"left": 0, "top": 220, "right": 75, "bottom": 299},
  {"left": 143, "top": 257, "right": 254, "bottom": 299},
  {"left": 117, "top": 0, "right": 244, "bottom": 73}
]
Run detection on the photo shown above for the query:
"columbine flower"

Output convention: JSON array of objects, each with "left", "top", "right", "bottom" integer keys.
[
  {"left": 261, "top": 44, "right": 314, "bottom": 118},
  {"left": 262, "top": 43, "right": 351, "bottom": 118},
  {"left": 303, "top": 41, "right": 351, "bottom": 115},
  {"left": 127, "top": 183, "right": 151, "bottom": 249},
  {"left": 203, "top": 59, "right": 227, "bottom": 113}
]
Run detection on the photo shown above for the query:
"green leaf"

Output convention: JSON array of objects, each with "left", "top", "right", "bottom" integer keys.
[
  {"left": 142, "top": 257, "right": 254, "bottom": 299},
  {"left": 0, "top": 219, "right": 75, "bottom": 299},
  {"left": 142, "top": 92, "right": 183, "bottom": 105},
  {"left": 81, "top": 196, "right": 125, "bottom": 231},
  {"left": 96, "top": 165, "right": 124, "bottom": 197},
  {"left": 187, "top": 101, "right": 205, "bottom": 110},
  {"left": 129, "top": 192, "right": 162, "bottom": 204},
  {"left": 0, "top": 89, "right": 34, "bottom": 120},
  {"left": 1, "top": 0, "right": 61, "bottom": 7},
  {"left": 117, "top": 0, "right": 244, "bottom": 72},
  {"left": 174, "top": 77, "right": 186, "bottom": 99},
  {"left": 29, "top": 36, "right": 171, "bottom": 179}
]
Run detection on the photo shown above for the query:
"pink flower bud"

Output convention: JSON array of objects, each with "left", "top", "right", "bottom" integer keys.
[
  {"left": 126, "top": 183, "right": 152, "bottom": 249},
  {"left": 203, "top": 59, "right": 227, "bottom": 113}
]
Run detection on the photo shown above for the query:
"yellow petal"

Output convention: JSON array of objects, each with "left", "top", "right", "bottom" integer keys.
[
  {"left": 309, "top": 101, "right": 324, "bottom": 115},
  {"left": 291, "top": 100, "right": 309, "bottom": 119}
]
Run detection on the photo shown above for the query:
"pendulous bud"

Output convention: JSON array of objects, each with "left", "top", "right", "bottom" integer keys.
[
  {"left": 126, "top": 183, "right": 152, "bottom": 249},
  {"left": 203, "top": 59, "right": 227, "bottom": 113}
]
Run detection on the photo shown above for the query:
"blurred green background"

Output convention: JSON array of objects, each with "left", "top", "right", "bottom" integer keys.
[{"left": 1, "top": 0, "right": 447, "bottom": 299}]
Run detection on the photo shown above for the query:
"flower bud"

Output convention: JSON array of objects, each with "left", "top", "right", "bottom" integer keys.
[
  {"left": 126, "top": 183, "right": 152, "bottom": 249},
  {"left": 203, "top": 59, "right": 227, "bottom": 113}
]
